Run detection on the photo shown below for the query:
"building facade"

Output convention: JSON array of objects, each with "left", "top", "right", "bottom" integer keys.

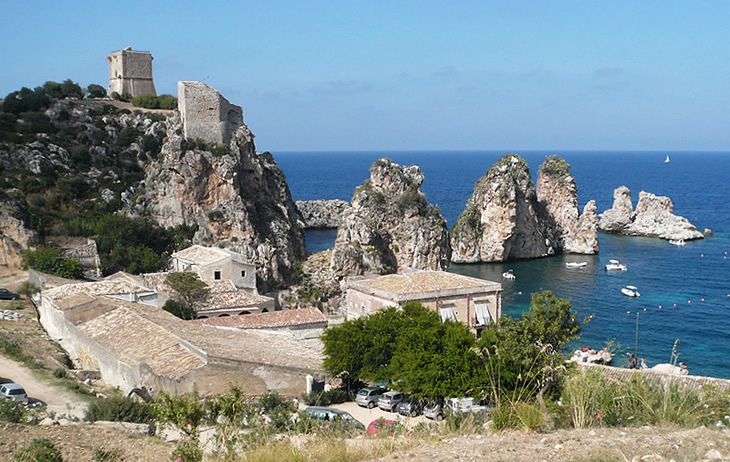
[
  {"left": 106, "top": 47, "right": 156, "bottom": 97},
  {"left": 346, "top": 271, "right": 502, "bottom": 333},
  {"left": 170, "top": 245, "right": 257, "bottom": 291}
]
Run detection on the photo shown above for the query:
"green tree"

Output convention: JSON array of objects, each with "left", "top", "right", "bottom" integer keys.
[
  {"left": 153, "top": 391, "right": 205, "bottom": 462},
  {"left": 165, "top": 272, "right": 209, "bottom": 319},
  {"left": 475, "top": 291, "right": 584, "bottom": 404},
  {"left": 22, "top": 246, "right": 84, "bottom": 279},
  {"left": 86, "top": 84, "right": 107, "bottom": 98}
]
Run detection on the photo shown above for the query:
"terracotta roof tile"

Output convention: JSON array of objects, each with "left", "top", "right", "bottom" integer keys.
[
  {"left": 348, "top": 271, "right": 501, "bottom": 302},
  {"left": 44, "top": 279, "right": 153, "bottom": 301},
  {"left": 194, "top": 308, "right": 327, "bottom": 330}
]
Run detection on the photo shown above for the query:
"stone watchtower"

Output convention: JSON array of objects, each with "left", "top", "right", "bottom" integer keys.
[
  {"left": 106, "top": 47, "right": 156, "bottom": 97},
  {"left": 178, "top": 81, "right": 244, "bottom": 146}
]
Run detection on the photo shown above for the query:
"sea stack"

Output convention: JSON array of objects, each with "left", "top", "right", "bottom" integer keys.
[
  {"left": 450, "top": 153, "right": 549, "bottom": 263},
  {"left": 599, "top": 186, "right": 704, "bottom": 241},
  {"left": 330, "top": 158, "right": 450, "bottom": 276},
  {"left": 536, "top": 156, "right": 599, "bottom": 254}
]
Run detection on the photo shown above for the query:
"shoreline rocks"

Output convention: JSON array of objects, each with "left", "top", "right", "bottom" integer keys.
[{"left": 598, "top": 186, "right": 704, "bottom": 241}]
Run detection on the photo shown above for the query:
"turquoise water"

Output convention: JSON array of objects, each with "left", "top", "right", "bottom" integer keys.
[{"left": 276, "top": 151, "right": 730, "bottom": 379}]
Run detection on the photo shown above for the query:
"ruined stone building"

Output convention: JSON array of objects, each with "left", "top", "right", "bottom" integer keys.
[
  {"left": 106, "top": 47, "right": 156, "bottom": 97},
  {"left": 178, "top": 81, "right": 243, "bottom": 146}
]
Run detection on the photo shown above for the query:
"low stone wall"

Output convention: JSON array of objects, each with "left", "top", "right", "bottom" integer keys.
[{"left": 577, "top": 362, "right": 730, "bottom": 391}]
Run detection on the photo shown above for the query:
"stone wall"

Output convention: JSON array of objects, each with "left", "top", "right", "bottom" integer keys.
[
  {"left": 106, "top": 47, "right": 156, "bottom": 97},
  {"left": 178, "top": 81, "right": 244, "bottom": 146}
]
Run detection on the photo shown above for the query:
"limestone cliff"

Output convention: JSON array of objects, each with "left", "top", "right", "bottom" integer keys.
[
  {"left": 451, "top": 154, "right": 550, "bottom": 262},
  {"left": 599, "top": 187, "right": 704, "bottom": 240},
  {"left": 536, "top": 156, "right": 599, "bottom": 254},
  {"left": 0, "top": 199, "right": 39, "bottom": 268},
  {"left": 140, "top": 110, "right": 305, "bottom": 283},
  {"left": 330, "top": 158, "right": 450, "bottom": 276},
  {"left": 296, "top": 200, "right": 350, "bottom": 228}
]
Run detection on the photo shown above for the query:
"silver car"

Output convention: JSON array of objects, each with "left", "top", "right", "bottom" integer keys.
[
  {"left": 377, "top": 391, "right": 405, "bottom": 412},
  {"left": 0, "top": 383, "right": 27, "bottom": 402},
  {"left": 355, "top": 387, "right": 387, "bottom": 409}
]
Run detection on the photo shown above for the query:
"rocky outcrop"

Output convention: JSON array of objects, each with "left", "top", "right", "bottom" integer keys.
[
  {"left": 140, "top": 86, "right": 305, "bottom": 282},
  {"left": 451, "top": 154, "right": 551, "bottom": 263},
  {"left": 599, "top": 187, "right": 704, "bottom": 240},
  {"left": 537, "top": 156, "right": 599, "bottom": 254},
  {"left": 296, "top": 200, "right": 350, "bottom": 228},
  {"left": 330, "top": 158, "right": 450, "bottom": 276},
  {"left": 0, "top": 199, "right": 39, "bottom": 268}
]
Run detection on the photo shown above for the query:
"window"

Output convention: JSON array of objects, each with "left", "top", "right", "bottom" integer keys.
[
  {"left": 214, "top": 270, "right": 221, "bottom": 280},
  {"left": 361, "top": 305, "right": 366, "bottom": 314},
  {"left": 241, "top": 270, "right": 246, "bottom": 278},
  {"left": 475, "top": 303, "right": 492, "bottom": 326},
  {"left": 439, "top": 307, "right": 457, "bottom": 322}
]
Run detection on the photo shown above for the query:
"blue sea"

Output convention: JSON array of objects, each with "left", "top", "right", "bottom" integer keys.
[{"left": 275, "top": 151, "right": 730, "bottom": 379}]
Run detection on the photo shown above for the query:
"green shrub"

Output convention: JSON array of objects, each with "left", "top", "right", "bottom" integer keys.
[
  {"left": 0, "top": 398, "right": 26, "bottom": 423},
  {"left": 207, "top": 210, "right": 224, "bottom": 222},
  {"left": 169, "top": 440, "right": 202, "bottom": 462},
  {"left": 53, "top": 368, "right": 67, "bottom": 379},
  {"left": 157, "top": 94, "right": 177, "bottom": 109},
  {"left": 3, "top": 87, "right": 51, "bottom": 114},
  {"left": 301, "top": 388, "right": 352, "bottom": 406},
  {"left": 131, "top": 94, "right": 177, "bottom": 110},
  {"left": 14, "top": 438, "right": 63, "bottom": 462},
  {"left": 87, "top": 84, "right": 107, "bottom": 98},
  {"left": 94, "top": 449, "right": 122, "bottom": 462},
  {"left": 22, "top": 246, "right": 85, "bottom": 279},
  {"left": 116, "top": 126, "right": 140, "bottom": 147},
  {"left": 85, "top": 396, "right": 155, "bottom": 425},
  {"left": 19, "top": 112, "right": 55, "bottom": 134},
  {"left": 111, "top": 92, "right": 132, "bottom": 102}
]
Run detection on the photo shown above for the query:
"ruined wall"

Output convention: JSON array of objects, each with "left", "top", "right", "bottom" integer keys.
[
  {"left": 178, "top": 81, "right": 244, "bottom": 146},
  {"left": 106, "top": 47, "right": 156, "bottom": 97}
]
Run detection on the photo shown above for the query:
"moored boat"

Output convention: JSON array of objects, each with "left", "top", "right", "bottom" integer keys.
[
  {"left": 621, "top": 285, "right": 640, "bottom": 297},
  {"left": 566, "top": 261, "right": 588, "bottom": 268},
  {"left": 669, "top": 239, "right": 686, "bottom": 246},
  {"left": 605, "top": 259, "right": 627, "bottom": 271},
  {"left": 502, "top": 270, "right": 516, "bottom": 280}
]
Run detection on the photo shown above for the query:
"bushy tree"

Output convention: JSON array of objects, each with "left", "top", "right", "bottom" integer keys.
[
  {"left": 2, "top": 87, "right": 51, "bottom": 114},
  {"left": 475, "top": 291, "right": 584, "bottom": 404},
  {"left": 164, "top": 272, "right": 209, "bottom": 319},
  {"left": 22, "top": 246, "right": 84, "bottom": 279},
  {"left": 85, "top": 396, "right": 155, "bottom": 424},
  {"left": 86, "top": 84, "right": 107, "bottom": 98}
]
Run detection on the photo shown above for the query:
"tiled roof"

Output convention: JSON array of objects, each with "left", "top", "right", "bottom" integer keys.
[
  {"left": 198, "top": 289, "right": 273, "bottom": 311},
  {"left": 193, "top": 308, "right": 327, "bottom": 330},
  {"left": 44, "top": 279, "right": 154, "bottom": 302},
  {"left": 207, "top": 280, "right": 238, "bottom": 293},
  {"left": 348, "top": 271, "right": 501, "bottom": 302},
  {"left": 171, "top": 245, "right": 233, "bottom": 266},
  {"left": 79, "top": 299, "right": 206, "bottom": 379},
  {"left": 140, "top": 272, "right": 171, "bottom": 291}
]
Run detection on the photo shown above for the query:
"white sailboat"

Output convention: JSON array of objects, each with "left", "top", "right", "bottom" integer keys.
[{"left": 665, "top": 155, "right": 671, "bottom": 163}]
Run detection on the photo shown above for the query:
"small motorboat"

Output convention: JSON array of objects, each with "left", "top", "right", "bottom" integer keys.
[
  {"left": 669, "top": 239, "right": 686, "bottom": 246},
  {"left": 566, "top": 261, "right": 588, "bottom": 268},
  {"left": 605, "top": 259, "right": 627, "bottom": 271},
  {"left": 621, "top": 285, "right": 640, "bottom": 297},
  {"left": 502, "top": 270, "right": 516, "bottom": 280}
]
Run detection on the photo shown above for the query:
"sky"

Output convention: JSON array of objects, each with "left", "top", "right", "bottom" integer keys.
[{"left": 2, "top": 1, "right": 729, "bottom": 152}]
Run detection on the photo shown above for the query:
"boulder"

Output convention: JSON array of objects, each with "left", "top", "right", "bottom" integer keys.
[
  {"left": 0, "top": 199, "right": 40, "bottom": 268},
  {"left": 451, "top": 153, "right": 550, "bottom": 263},
  {"left": 296, "top": 199, "right": 350, "bottom": 228},
  {"left": 331, "top": 158, "right": 450, "bottom": 276}
]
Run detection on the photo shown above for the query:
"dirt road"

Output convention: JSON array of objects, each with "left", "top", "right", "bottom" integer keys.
[{"left": 0, "top": 355, "right": 88, "bottom": 418}]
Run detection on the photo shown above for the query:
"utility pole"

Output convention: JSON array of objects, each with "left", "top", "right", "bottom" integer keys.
[{"left": 635, "top": 311, "right": 640, "bottom": 360}]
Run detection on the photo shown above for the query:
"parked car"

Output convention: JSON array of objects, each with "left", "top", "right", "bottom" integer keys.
[
  {"left": 396, "top": 396, "right": 425, "bottom": 417},
  {"left": 355, "top": 387, "right": 388, "bottom": 409},
  {"left": 0, "top": 288, "right": 19, "bottom": 300},
  {"left": 423, "top": 401, "right": 444, "bottom": 421},
  {"left": 366, "top": 418, "right": 400, "bottom": 436},
  {"left": 302, "top": 406, "right": 364, "bottom": 431},
  {"left": 377, "top": 390, "right": 405, "bottom": 412},
  {"left": 0, "top": 383, "right": 27, "bottom": 402},
  {"left": 424, "top": 397, "right": 490, "bottom": 421}
]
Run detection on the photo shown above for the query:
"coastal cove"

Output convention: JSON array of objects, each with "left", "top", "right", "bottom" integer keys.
[{"left": 276, "top": 151, "right": 730, "bottom": 379}]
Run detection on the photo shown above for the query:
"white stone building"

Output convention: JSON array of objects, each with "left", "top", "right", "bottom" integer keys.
[{"left": 106, "top": 47, "right": 156, "bottom": 97}]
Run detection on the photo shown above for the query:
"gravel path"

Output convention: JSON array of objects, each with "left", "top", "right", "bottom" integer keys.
[{"left": 0, "top": 355, "right": 88, "bottom": 418}]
